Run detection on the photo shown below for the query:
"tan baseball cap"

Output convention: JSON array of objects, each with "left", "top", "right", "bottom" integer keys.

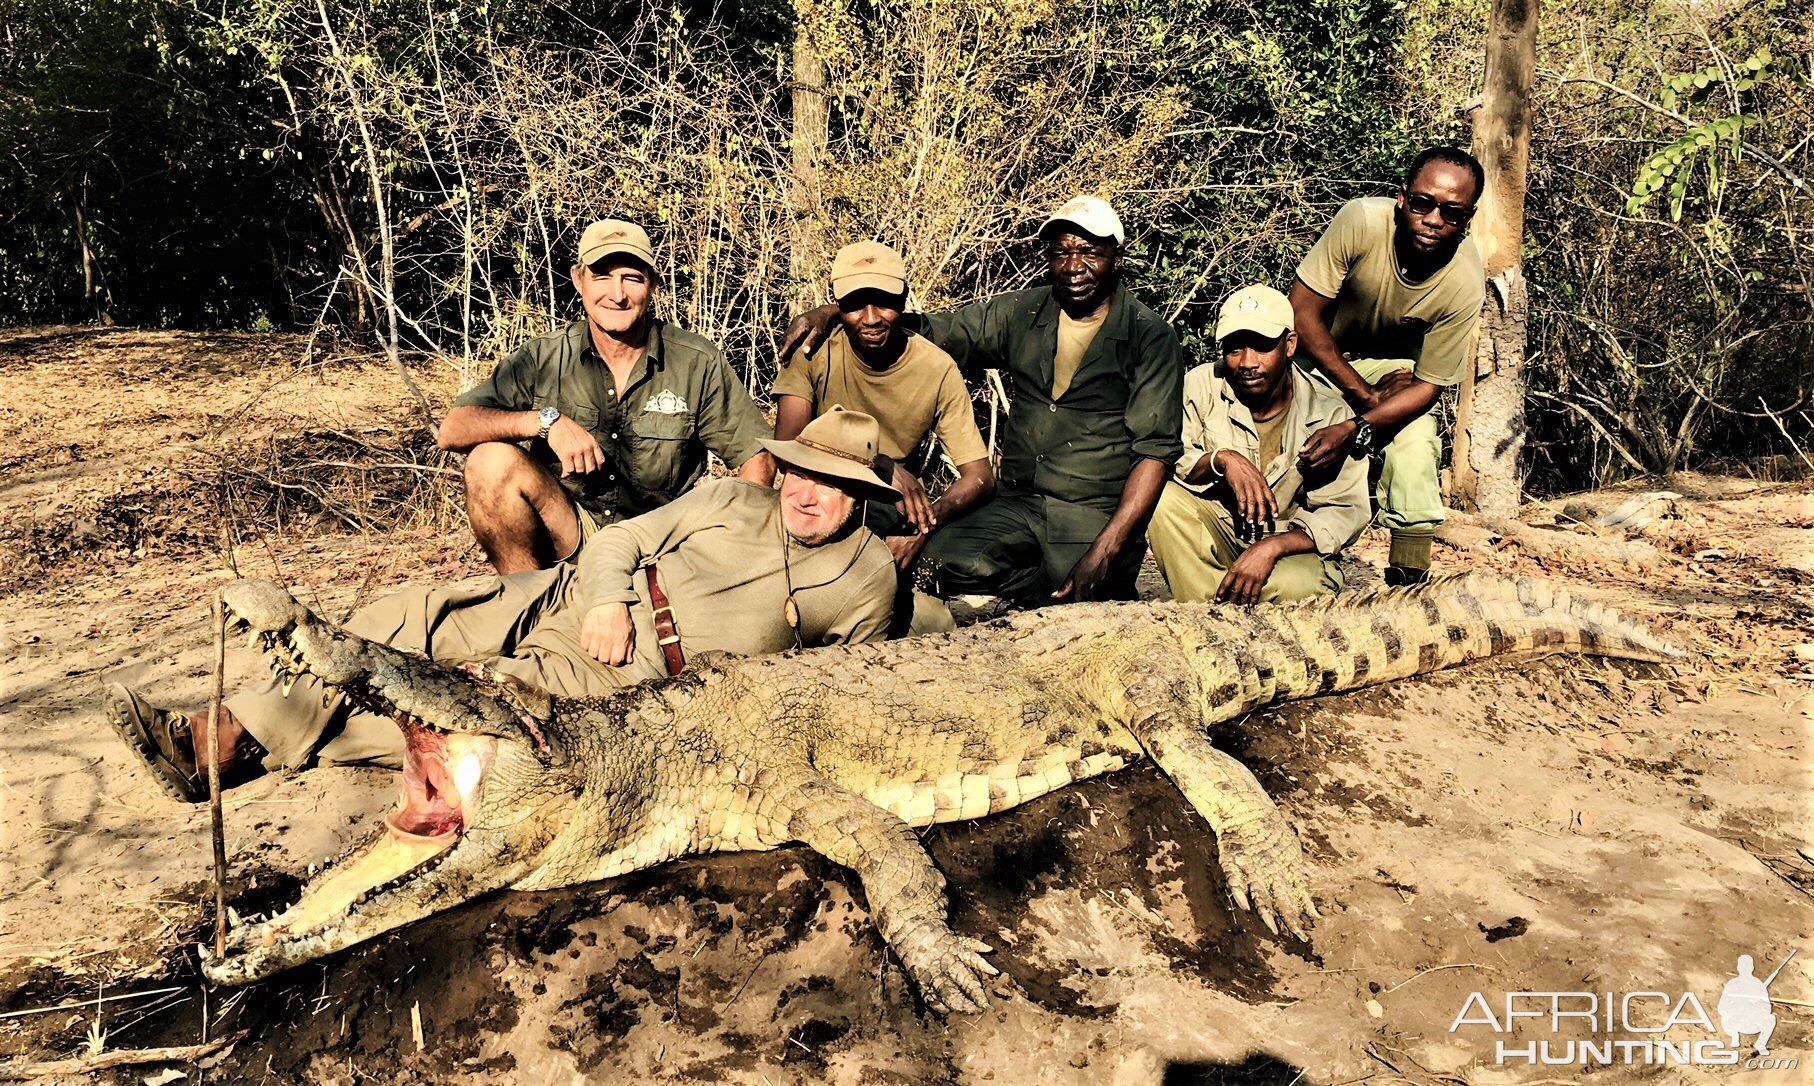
[
  {"left": 760, "top": 406, "right": 903, "bottom": 503},
  {"left": 1215, "top": 284, "right": 1295, "bottom": 341},
  {"left": 829, "top": 241, "right": 907, "bottom": 300},
  {"left": 577, "top": 219, "right": 656, "bottom": 270},
  {"left": 1040, "top": 195, "right": 1125, "bottom": 245}
]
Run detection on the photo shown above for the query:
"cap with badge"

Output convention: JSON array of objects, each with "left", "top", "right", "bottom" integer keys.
[
  {"left": 1040, "top": 194, "right": 1126, "bottom": 246},
  {"left": 829, "top": 241, "right": 908, "bottom": 300},
  {"left": 759, "top": 405, "right": 903, "bottom": 503},
  {"left": 577, "top": 218, "right": 656, "bottom": 271},
  {"left": 1215, "top": 284, "right": 1295, "bottom": 341}
]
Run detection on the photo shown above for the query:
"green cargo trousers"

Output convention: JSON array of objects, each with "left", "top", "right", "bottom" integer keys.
[
  {"left": 227, "top": 565, "right": 639, "bottom": 771},
  {"left": 1146, "top": 481, "right": 1341, "bottom": 604},
  {"left": 919, "top": 493, "right": 1141, "bottom": 603}
]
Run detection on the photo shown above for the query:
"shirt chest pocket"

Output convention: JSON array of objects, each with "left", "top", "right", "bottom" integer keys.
[
  {"left": 562, "top": 404, "right": 604, "bottom": 434},
  {"left": 631, "top": 408, "right": 696, "bottom": 441}
]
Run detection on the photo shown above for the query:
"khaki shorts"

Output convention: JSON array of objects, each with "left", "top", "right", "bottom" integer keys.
[{"left": 557, "top": 501, "right": 603, "bottom": 564}]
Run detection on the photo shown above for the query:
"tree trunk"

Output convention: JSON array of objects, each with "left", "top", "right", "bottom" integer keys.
[
  {"left": 789, "top": 2, "right": 829, "bottom": 300},
  {"left": 1453, "top": 0, "right": 1538, "bottom": 515},
  {"left": 72, "top": 177, "right": 115, "bottom": 326}
]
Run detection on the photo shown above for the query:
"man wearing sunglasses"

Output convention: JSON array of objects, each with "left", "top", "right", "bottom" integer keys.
[{"left": 1289, "top": 147, "right": 1487, "bottom": 585}]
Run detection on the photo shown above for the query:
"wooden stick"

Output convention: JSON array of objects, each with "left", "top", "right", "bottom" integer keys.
[
  {"left": 0, "top": 1032, "right": 246, "bottom": 1079},
  {"left": 1759, "top": 397, "right": 1814, "bottom": 474},
  {"left": 208, "top": 595, "right": 229, "bottom": 958},
  {"left": 0, "top": 988, "right": 184, "bottom": 1021}
]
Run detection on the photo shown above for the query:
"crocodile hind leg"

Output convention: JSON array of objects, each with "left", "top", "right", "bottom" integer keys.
[
  {"left": 768, "top": 773, "right": 998, "bottom": 1013},
  {"left": 1118, "top": 651, "right": 1319, "bottom": 940}
]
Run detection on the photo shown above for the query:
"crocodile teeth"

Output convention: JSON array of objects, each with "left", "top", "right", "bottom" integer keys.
[
  {"left": 280, "top": 673, "right": 298, "bottom": 697},
  {"left": 246, "top": 631, "right": 262, "bottom": 650}
]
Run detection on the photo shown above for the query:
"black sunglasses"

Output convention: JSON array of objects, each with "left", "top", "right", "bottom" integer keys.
[{"left": 1402, "top": 190, "right": 1476, "bottom": 227}]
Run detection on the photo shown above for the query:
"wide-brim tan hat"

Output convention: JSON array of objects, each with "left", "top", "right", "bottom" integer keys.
[
  {"left": 577, "top": 218, "right": 656, "bottom": 270},
  {"left": 760, "top": 406, "right": 903, "bottom": 503}
]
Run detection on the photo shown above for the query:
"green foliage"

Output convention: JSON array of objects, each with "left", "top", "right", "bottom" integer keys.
[
  {"left": 1, "top": 0, "right": 1805, "bottom": 484},
  {"left": 1626, "top": 47, "right": 1776, "bottom": 221}
]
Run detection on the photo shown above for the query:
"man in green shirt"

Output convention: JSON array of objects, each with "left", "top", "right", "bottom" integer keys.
[
  {"left": 439, "top": 219, "right": 774, "bottom": 574},
  {"left": 1147, "top": 285, "right": 1370, "bottom": 604},
  {"left": 782, "top": 196, "right": 1185, "bottom": 604},
  {"left": 107, "top": 409, "right": 899, "bottom": 801},
  {"left": 1291, "top": 147, "right": 1487, "bottom": 584}
]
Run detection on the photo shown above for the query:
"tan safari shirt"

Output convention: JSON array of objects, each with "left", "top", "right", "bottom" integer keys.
[
  {"left": 1177, "top": 366, "right": 1371, "bottom": 557},
  {"left": 1295, "top": 197, "right": 1486, "bottom": 387},
  {"left": 772, "top": 327, "right": 988, "bottom": 469},
  {"left": 454, "top": 318, "right": 769, "bottom": 522},
  {"left": 574, "top": 479, "right": 896, "bottom": 681}
]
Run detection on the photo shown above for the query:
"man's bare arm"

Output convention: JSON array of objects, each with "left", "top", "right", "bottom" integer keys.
[
  {"left": 773, "top": 395, "right": 815, "bottom": 442},
  {"left": 439, "top": 404, "right": 605, "bottom": 476},
  {"left": 1299, "top": 378, "right": 1443, "bottom": 471},
  {"left": 1288, "top": 279, "right": 1375, "bottom": 408},
  {"left": 436, "top": 405, "right": 538, "bottom": 451},
  {"left": 735, "top": 451, "right": 777, "bottom": 487},
  {"left": 929, "top": 458, "right": 995, "bottom": 527}
]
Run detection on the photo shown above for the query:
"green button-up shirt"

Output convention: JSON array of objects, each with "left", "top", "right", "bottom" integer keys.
[
  {"left": 454, "top": 318, "right": 769, "bottom": 522},
  {"left": 915, "top": 283, "right": 1184, "bottom": 514}
]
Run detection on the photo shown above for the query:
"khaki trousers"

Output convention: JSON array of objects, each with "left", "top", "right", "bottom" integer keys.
[
  {"left": 1147, "top": 482, "right": 1341, "bottom": 604},
  {"left": 227, "top": 566, "right": 646, "bottom": 771}
]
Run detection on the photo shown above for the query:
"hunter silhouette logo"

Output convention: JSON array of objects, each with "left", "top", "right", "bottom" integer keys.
[
  {"left": 1448, "top": 947, "right": 1800, "bottom": 1070},
  {"left": 1719, "top": 950, "right": 1794, "bottom": 1056}
]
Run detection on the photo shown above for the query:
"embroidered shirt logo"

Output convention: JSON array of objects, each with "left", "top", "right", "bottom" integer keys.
[{"left": 643, "top": 390, "right": 690, "bottom": 416}]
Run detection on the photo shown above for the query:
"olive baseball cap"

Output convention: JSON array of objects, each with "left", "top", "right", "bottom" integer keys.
[
  {"left": 1215, "top": 284, "right": 1295, "bottom": 341},
  {"left": 577, "top": 219, "right": 656, "bottom": 270},
  {"left": 760, "top": 406, "right": 903, "bottom": 503},
  {"left": 1040, "top": 194, "right": 1125, "bottom": 245},
  {"left": 829, "top": 241, "right": 908, "bottom": 300}
]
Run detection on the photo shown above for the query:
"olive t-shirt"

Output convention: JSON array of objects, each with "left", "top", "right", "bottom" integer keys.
[
  {"left": 772, "top": 328, "right": 989, "bottom": 467},
  {"left": 1294, "top": 197, "right": 1485, "bottom": 387},
  {"left": 1254, "top": 407, "right": 1288, "bottom": 470},
  {"left": 1052, "top": 307, "right": 1107, "bottom": 400}
]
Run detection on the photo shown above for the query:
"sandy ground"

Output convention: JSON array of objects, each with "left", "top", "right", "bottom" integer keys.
[{"left": 1, "top": 328, "right": 1811, "bottom": 1084}]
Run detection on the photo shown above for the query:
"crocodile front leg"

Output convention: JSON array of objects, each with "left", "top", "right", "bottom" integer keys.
[
  {"left": 1119, "top": 652, "right": 1319, "bottom": 940},
  {"left": 768, "top": 774, "right": 998, "bottom": 1013}
]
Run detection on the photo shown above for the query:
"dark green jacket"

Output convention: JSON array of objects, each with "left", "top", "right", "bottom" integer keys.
[
  {"left": 454, "top": 318, "right": 768, "bottom": 522},
  {"left": 917, "top": 283, "right": 1185, "bottom": 513}
]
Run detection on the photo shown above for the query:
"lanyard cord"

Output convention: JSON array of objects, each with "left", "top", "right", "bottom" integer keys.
[{"left": 780, "top": 514, "right": 803, "bottom": 650}]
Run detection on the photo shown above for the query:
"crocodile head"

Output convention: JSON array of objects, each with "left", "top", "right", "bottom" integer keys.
[{"left": 199, "top": 580, "right": 584, "bottom": 986}]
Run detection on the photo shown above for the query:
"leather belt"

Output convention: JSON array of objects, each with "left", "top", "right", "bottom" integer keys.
[{"left": 644, "top": 564, "right": 686, "bottom": 677}]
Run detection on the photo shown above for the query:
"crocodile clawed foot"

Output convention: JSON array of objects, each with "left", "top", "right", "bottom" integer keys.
[
  {"left": 1218, "top": 814, "right": 1319, "bottom": 942},
  {"left": 897, "top": 922, "right": 999, "bottom": 1014}
]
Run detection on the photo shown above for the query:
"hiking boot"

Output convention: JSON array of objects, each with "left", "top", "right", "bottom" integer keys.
[
  {"left": 104, "top": 684, "right": 264, "bottom": 802},
  {"left": 1383, "top": 565, "right": 1431, "bottom": 587}
]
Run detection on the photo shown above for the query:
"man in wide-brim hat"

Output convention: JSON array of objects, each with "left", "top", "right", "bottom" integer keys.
[{"left": 107, "top": 410, "right": 899, "bottom": 803}]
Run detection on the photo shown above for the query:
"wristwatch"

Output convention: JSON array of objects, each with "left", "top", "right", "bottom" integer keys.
[
  {"left": 1350, "top": 417, "right": 1375, "bottom": 459},
  {"left": 537, "top": 406, "right": 561, "bottom": 441}
]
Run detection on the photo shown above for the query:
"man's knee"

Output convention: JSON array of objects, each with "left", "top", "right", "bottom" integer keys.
[
  {"left": 1261, "top": 554, "right": 1341, "bottom": 604},
  {"left": 463, "top": 441, "right": 541, "bottom": 501}
]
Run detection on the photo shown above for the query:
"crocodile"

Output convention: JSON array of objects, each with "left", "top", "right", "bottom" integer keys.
[{"left": 198, "top": 574, "right": 1686, "bottom": 1011}]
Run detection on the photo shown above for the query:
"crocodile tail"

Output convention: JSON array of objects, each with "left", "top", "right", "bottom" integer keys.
[{"left": 1245, "top": 573, "right": 1690, "bottom": 703}]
